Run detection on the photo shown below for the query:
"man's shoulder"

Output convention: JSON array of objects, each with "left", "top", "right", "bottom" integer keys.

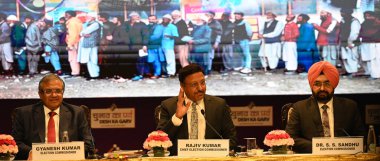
[
  {"left": 168, "top": 23, "right": 177, "bottom": 29},
  {"left": 334, "top": 96, "right": 357, "bottom": 108},
  {"left": 16, "top": 102, "right": 43, "bottom": 111},
  {"left": 204, "top": 95, "right": 226, "bottom": 106},
  {"left": 293, "top": 97, "right": 313, "bottom": 109},
  {"left": 61, "top": 102, "right": 83, "bottom": 112},
  {"left": 205, "top": 95, "right": 224, "bottom": 101},
  {"left": 162, "top": 97, "right": 178, "bottom": 106}
]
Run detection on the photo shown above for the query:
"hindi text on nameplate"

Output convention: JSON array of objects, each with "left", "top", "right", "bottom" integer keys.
[
  {"left": 231, "top": 106, "right": 273, "bottom": 126},
  {"left": 312, "top": 137, "right": 363, "bottom": 155},
  {"left": 178, "top": 139, "right": 229, "bottom": 157},
  {"left": 32, "top": 141, "right": 85, "bottom": 160},
  {"left": 91, "top": 108, "right": 135, "bottom": 128}
]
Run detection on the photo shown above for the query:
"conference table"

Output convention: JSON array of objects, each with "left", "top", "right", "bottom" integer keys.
[{"left": 114, "top": 153, "right": 380, "bottom": 161}]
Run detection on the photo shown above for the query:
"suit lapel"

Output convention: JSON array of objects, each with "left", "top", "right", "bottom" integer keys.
[
  {"left": 33, "top": 103, "right": 45, "bottom": 142},
  {"left": 333, "top": 97, "right": 342, "bottom": 136},
  {"left": 182, "top": 114, "right": 189, "bottom": 139},
  {"left": 310, "top": 97, "right": 324, "bottom": 137},
  {"left": 59, "top": 104, "right": 70, "bottom": 142},
  {"left": 203, "top": 95, "right": 213, "bottom": 138}
]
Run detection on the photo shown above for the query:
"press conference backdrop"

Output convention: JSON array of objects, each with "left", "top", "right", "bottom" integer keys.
[
  {"left": 0, "top": 0, "right": 379, "bottom": 98},
  {"left": 0, "top": 0, "right": 380, "bottom": 154},
  {"left": 1, "top": 94, "right": 379, "bottom": 154}
]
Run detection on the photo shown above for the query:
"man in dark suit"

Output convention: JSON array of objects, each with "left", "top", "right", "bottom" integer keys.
[
  {"left": 12, "top": 74, "right": 94, "bottom": 160},
  {"left": 286, "top": 61, "right": 365, "bottom": 153},
  {"left": 157, "top": 64, "right": 237, "bottom": 155}
]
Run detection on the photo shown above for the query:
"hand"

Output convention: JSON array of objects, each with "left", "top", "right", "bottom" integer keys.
[
  {"left": 258, "top": 34, "right": 263, "bottom": 39},
  {"left": 175, "top": 88, "right": 190, "bottom": 119},
  {"left": 27, "top": 150, "right": 32, "bottom": 161},
  {"left": 281, "top": 36, "right": 285, "bottom": 41},
  {"left": 312, "top": 23, "right": 317, "bottom": 27},
  {"left": 83, "top": 34, "right": 91, "bottom": 38},
  {"left": 142, "top": 46, "right": 147, "bottom": 52},
  {"left": 213, "top": 44, "right": 219, "bottom": 49},
  {"left": 66, "top": 46, "right": 75, "bottom": 51},
  {"left": 347, "top": 44, "right": 355, "bottom": 49},
  {"left": 188, "top": 40, "right": 194, "bottom": 44},
  {"left": 106, "top": 35, "right": 113, "bottom": 41}
]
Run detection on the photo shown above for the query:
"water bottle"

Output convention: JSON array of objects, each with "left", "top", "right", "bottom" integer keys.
[
  {"left": 62, "top": 131, "right": 70, "bottom": 142},
  {"left": 107, "top": 144, "right": 118, "bottom": 152},
  {"left": 367, "top": 125, "right": 376, "bottom": 153}
]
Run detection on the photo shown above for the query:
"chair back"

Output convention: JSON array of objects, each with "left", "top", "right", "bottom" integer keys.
[
  {"left": 80, "top": 105, "right": 91, "bottom": 128},
  {"left": 154, "top": 105, "right": 162, "bottom": 125},
  {"left": 281, "top": 103, "right": 293, "bottom": 129}
]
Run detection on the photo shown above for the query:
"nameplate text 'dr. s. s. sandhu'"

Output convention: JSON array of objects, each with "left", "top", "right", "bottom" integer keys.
[{"left": 312, "top": 137, "right": 363, "bottom": 155}]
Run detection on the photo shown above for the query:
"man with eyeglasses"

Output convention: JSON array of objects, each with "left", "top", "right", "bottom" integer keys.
[
  {"left": 285, "top": 61, "right": 365, "bottom": 153},
  {"left": 11, "top": 74, "right": 94, "bottom": 160},
  {"left": 157, "top": 64, "right": 237, "bottom": 155}
]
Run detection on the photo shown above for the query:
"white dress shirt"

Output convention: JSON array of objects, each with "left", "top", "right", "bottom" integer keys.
[
  {"left": 43, "top": 106, "right": 60, "bottom": 143},
  {"left": 317, "top": 98, "right": 334, "bottom": 137},
  {"left": 171, "top": 97, "right": 206, "bottom": 139}
]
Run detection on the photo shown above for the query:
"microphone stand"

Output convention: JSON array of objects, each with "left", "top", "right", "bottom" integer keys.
[
  {"left": 200, "top": 109, "right": 224, "bottom": 139},
  {"left": 87, "top": 131, "right": 101, "bottom": 159}
]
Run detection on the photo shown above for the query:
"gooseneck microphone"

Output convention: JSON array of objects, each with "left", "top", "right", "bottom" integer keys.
[
  {"left": 336, "top": 128, "right": 351, "bottom": 137},
  {"left": 200, "top": 109, "right": 224, "bottom": 139}
]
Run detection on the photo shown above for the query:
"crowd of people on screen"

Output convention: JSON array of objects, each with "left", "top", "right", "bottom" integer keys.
[{"left": 0, "top": 8, "right": 379, "bottom": 81}]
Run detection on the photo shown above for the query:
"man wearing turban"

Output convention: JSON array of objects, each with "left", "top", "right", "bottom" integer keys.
[{"left": 285, "top": 61, "right": 365, "bottom": 153}]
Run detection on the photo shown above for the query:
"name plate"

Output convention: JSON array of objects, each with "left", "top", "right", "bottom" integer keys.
[
  {"left": 312, "top": 137, "right": 363, "bottom": 155},
  {"left": 32, "top": 141, "right": 85, "bottom": 160},
  {"left": 178, "top": 139, "right": 229, "bottom": 157}
]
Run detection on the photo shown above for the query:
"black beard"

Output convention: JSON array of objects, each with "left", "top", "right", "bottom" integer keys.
[
  {"left": 312, "top": 90, "right": 333, "bottom": 103},
  {"left": 320, "top": 16, "right": 326, "bottom": 21},
  {"left": 162, "top": 22, "right": 169, "bottom": 26}
]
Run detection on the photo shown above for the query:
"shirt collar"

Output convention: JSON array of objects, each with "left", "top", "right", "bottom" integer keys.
[
  {"left": 44, "top": 106, "right": 60, "bottom": 117},
  {"left": 184, "top": 93, "right": 205, "bottom": 111},
  {"left": 317, "top": 98, "right": 334, "bottom": 110}
]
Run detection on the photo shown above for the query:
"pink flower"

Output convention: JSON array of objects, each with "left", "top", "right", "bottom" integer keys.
[
  {"left": 143, "top": 131, "right": 173, "bottom": 150},
  {"left": 0, "top": 134, "right": 18, "bottom": 154},
  {"left": 263, "top": 130, "right": 294, "bottom": 147}
]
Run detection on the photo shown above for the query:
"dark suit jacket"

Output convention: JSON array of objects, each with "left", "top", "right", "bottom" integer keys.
[
  {"left": 285, "top": 96, "right": 366, "bottom": 153},
  {"left": 12, "top": 102, "right": 94, "bottom": 160},
  {"left": 157, "top": 95, "right": 237, "bottom": 155}
]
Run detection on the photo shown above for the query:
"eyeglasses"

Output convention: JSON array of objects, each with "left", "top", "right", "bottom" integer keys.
[
  {"left": 40, "top": 89, "right": 64, "bottom": 95},
  {"left": 313, "top": 81, "right": 332, "bottom": 88},
  {"left": 187, "top": 80, "right": 206, "bottom": 88}
]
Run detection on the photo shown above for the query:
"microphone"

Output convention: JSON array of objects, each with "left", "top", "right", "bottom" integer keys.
[
  {"left": 336, "top": 128, "right": 350, "bottom": 137},
  {"left": 200, "top": 109, "right": 224, "bottom": 139}
]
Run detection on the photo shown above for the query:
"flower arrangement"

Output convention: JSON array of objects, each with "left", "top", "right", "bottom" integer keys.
[
  {"left": 143, "top": 130, "right": 173, "bottom": 150},
  {"left": 263, "top": 130, "right": 294, "bottom": 154},
  {"left": 263, "top": 130, "right": 294, "bottom": 147},
  {"left": 0, "top": 134, "right": 18, "bottom": 159},
  {"left": 143, "top": 130, "right": 172, "bottom": 157}
]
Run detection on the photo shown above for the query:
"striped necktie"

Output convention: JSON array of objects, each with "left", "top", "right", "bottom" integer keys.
[
  {"left": 190, "top": 103, "right": 198, "bottom": 139},
  {"left": 321, "top": 105, "right": 331, "bottom": 137}
]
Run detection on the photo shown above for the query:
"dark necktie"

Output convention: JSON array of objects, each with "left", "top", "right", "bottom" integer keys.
[
  {"left": 190, "top": 103, "right": 198, "bottom": 139},
  {"left": 321, "top": 105, "right": 330, "bottom": 137},
  {"left": 47, "top": 111, "right": 57, "bottom": 143}
]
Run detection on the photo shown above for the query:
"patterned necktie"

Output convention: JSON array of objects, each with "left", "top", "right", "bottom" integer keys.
[
  {"left": 190, "top": 103, "right": 198, "bottom": 139},
  {"left": 47, "top": 111, "right": 57, "bottom": 143},
  {"left": 321, "top": 105, "right": 331, "bottom": 137}
]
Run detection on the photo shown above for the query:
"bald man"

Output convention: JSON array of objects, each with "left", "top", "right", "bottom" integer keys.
[{"left": 285, "top": 61, "right": 365, "bottom": 153}]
